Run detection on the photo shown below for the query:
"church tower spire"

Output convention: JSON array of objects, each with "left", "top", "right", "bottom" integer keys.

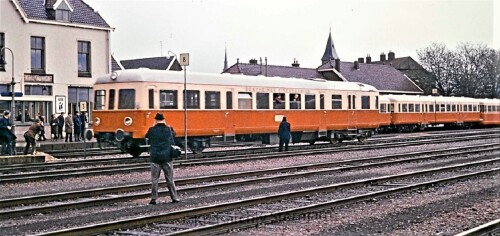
[
  {"left": 321, "top": 30, "right": 339, "bottom": 64},
  {"left": 223, "top": 44, "right": 228, "bottom": 72}
]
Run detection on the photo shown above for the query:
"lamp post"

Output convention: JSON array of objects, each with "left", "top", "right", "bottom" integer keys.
[{"left": 0, "top": 47, "right": 16, "bottom": 154}]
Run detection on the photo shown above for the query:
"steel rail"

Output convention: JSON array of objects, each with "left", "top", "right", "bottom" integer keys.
[
  {"left": 34, "top": 159, "right": 500, "bottom": 236},
  {"left": 454, "top": 219, "right": 500, "bottom": 236}
]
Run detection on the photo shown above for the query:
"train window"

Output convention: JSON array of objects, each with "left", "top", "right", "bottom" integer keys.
[
  {"left": 473, "top": 105, "right": 478, "bottom": 112},
  {"left": 94, "top": 90, "right": 105, "bottom": 110},
  {"left": 464, "top": 105, "right": 468, "bottom": 112},
  {"left": 402, "top": 104, "right": 408, "bottom": 112},
  {"left": 205, "top": 91, "right": 221, "bottom": 109},
  {"left": 451, "top": 104, "right": 456, "bottom": 112},
  {"left": 184, "top": 90, "right": 200, "bottom": 109},
  {"left": 320, "top": 94, "right": 325, "bottom": 110},
  {"left": 416, "top": 104, "right": 421, "bottom": 112},
  {"left": 389, "top": 104, "right": 395, "bottom": 112},
  {"left": 375, "top": 96, "right": 379, "bottom": 109},
  {"left": 352, "top": 95, "right": 356, "bottom": 109},
  {"left": 380, "top": 104, "right": 387, "bottom": 113},
  {"left": 257, "top": 93, "right": 269, "bottom": 109},
  {"left": 305, "top": 94, "right": 316, "bottom": 109},
  {"left": 273, "top": 93, "right": 285, "bottom": 109},
  {"left": 290, "top": 94, "right": 301, "bottom": 109},
  {"left": 440, "top": 104, "right": 446, "bottom": 112},
  {"left": 409, "top": 104, "right": 414, "bottom": 112},
  {"left": 332, "top": 95, "right": 342, "bottom": 109},
  {"left": 361, "top": 96, "right": 370, "bottom": 109},
  {"left": 480, "top": 105, "right": 485, "bottom": 112},
  {"left": 238, "top": 92, "right": 252, "bottom": 109},
  {"left": 149, "top": 89, "right": 154, "bottom": 109},
  {"left": 226, "top": 91, "right": 233, "bottom": 109},
  {"left": 488, "top": 105, "right": 492, "bottom": 112},
  {"left": 109, "top": 89, "right": 115, "bottom": 110},
  {"left": 118, "top": 89, "right": 135, "bottom": 109},
  {"left": 160, "top": 90, "right": 177, "bottom": 109},
  {"left": 446, "top": 104, "right": 451, "bottom": 112},
  {"left": 348, "top": 95, "right": 351, "bottom": 109},
  {"left": 429, "top": 104, "right": 434, "bottom": 112},
  {"left": 468, "top": 104, "right": 472, "bottom": 112}
]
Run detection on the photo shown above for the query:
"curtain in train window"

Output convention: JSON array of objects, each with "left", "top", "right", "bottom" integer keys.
[
  {"left": 332, "top": 95, "right": 342, "bottom": 109},
  {"left": 118, "top": 89, "right": 135, "bottom": 109},
  {"left": 94, "top": 90, "right": 105, "bottom": 110},
  {"left": 184, "top": 90, "right": 200, "bottom": 109},
  {"left": 238, "top": 92, "right": 252, "bottom": 109},
  {"left": 256, "top": 93, "right": 269, "bottom": 109},
  {"left": 305, "top": 94, "right": 316, "bottom": 109},
  {"left": 205, "top": 91, "right": 220, "bottom": 109},
  {"left": 160, "top": 90, "right": 177, "bottom": 109},
  {"left": 361, "top": 96, "right": 370, "bottom": 109}
]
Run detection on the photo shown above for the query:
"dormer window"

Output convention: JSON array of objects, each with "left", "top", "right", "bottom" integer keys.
[{"left": 55, "top": 9, "right": 70, "bottom": 22}]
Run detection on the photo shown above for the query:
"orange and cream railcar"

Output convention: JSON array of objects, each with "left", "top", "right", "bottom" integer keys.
[
  {"left": 479, "top": 99, "right": 500, "bottom": 125},
  {"left": 92, "top": 69, "right": 382, "bottom": 156},
  {"left": 383, "top": 95, "right": 483, "bottom": 131}
]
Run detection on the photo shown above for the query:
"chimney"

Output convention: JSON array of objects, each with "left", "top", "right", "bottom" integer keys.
[
  {"left": 358, "top": 57, "right": 364, "bottom": 63},
  {"left": 265, "top": 57, "right": 268, "bottom": 76},
  {"left": 334, "top": 58, "right": 340, "bottom": 72},
  {"left": 366, "top": 54, "right": 372, "bottom": 64},
  {"left": 388, "top": 51, "right": 395, "bottom": 60},
  {"left": 249, "top": 58, "right": 258, "bottom": 64},
  {"left": 237, "top": 58, "right": 239, "bottom": 64},
  {"left": 259, "top": 57, "right": 263, "bottom": 74},
  {"left": 380, "top": 52, "right": 386, "bottom": 62},
  {"left": 291, "top": 58, "right": 300, "bottom": 67},
  {"left": 354, "top": 61, "right": 359, "bottom": 70}
]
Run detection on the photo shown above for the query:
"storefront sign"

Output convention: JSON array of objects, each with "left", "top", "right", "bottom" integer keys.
[{"left": 24, "top": 74, "right": 54, "bottom": 83}]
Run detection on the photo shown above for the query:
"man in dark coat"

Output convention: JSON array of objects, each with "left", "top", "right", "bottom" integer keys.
[
  {"left": 57, "top": 112, "right": 65, "bottom": 139},
  {"left": 0, "top": 111, "right": 15, "bottom": 155},
  {"left": 73, "top": 111, "right": 82, "bottom": 141},
  {"left": 145, "top": 112, "right": 179, "bottom": 205},
  {"left": 278, "top": 116, "right": 291, "bottom": 152},
  {"left": 79, "top": 112, "right": 88, "bottom": 140}
]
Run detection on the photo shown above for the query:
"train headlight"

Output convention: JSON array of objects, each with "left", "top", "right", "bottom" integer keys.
[
  {"left": 94, "top": 117, "right": 101, "bottom": 126},
  {"left": 110, "top": 71, "right": 118, "bottom": 80},
  {"left": 124, "top": 117, "right": 133, "bottom": 126}
]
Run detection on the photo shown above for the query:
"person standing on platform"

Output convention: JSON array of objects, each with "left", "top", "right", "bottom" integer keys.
[
  {"left": 36, "top": 112, "right": 47, "bottom": 141},
  {"left": 73, "top": 111, "right": 82, "bottom": 142},
  {"left": 23, "top": 119, "right": 42, "bottom": 155},
  {"left": 79, "top": 111, "right": 88, "bottom": 141},
  {"left": 50, "top": 114, "right": 59, "bottom": 141},
  {"left": 57, "top": 112, "right": 65, "bottom": 139},
  {"left": 64, "top": 113, "right": 74, "bottom": 142},
  {"left": 0, "top": 111, "right": 15, "bottom": 155},
  {"left": 145, "top": 112, "right": 179, "bottom": 205},
  {"left": 278, "top": 116, "right": 291, "bottom": 152}
]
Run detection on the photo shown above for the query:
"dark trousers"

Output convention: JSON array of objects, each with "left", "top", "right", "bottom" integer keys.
[
  {"left": 58, "top": 126, "right": 63, "bottom": 139},
  {"left": 74, "top": 132, "right": 81, "bottom": 141},
  {"left": 65, "top": 132, "right": 73, "bottom": 142},
  {"left": 278, "top": 138, "right": 289, "bottom": 152},
  {"left": 24, "top": 136, "right": 36, "bottom": 155},
  {"left": 1, "top": 139, "right": 13, "bottom": 156},
  {"left": 38, "top": 128, "right": 47, "bottom": 141}
]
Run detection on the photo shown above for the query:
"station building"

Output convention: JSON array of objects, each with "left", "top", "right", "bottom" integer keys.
[{"left": 0, "top": 0, "right": 112, "bottom": 136}]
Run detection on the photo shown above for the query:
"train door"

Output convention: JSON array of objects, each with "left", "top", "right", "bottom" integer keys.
[
  {"left": 224, "top": 90, "right": 235, "bottom": 141},
  {"left": 347, "top": 94, "right": 356, "bottom": 128},
  {"left": 319, "top": 93, "right": 327, "bottom": 134}
]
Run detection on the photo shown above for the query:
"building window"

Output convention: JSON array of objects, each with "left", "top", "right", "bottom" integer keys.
[
  {"left": 332, "top": 95, "right": 342, "bottom": 109},
  {"left": 0, "top": 33, "right": 4, "bottom": 71},
  {"left": 160, "top": 90, "right": 177, "bottom": 109},
  {"left": 205, "top": 91, "right": 220, "bottom": 109},
  {"left": 56, "top": 9, "right": 70, "bottom": 22},
  {"left": 24, "top": 85, "right": 52, "bottom": 96},
  {"left": 31, "top": 36, "right": 45, "bottom": 73},
  {"left": 118, "top": 89, "right": 135, "bottom": 109},
  {"left": 78, "top": 41, "right": 91, "bottom": 77},
  {"left": 184, "top": 90, "right": 200, "bottom": 109}
]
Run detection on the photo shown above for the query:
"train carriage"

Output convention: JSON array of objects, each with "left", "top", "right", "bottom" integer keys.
[
  {"left": 479, "top": 98, "right": 500, "bottom": 125},
  {"left": 92, "top": 69, "right": 382, "bottom": 156}
]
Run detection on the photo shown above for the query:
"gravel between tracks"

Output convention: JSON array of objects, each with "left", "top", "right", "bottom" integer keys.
[{"left": 0, "top": 139, "right": 496, "bottom": 199}]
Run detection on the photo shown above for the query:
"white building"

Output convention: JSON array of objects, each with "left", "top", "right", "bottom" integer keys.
[{"left": 0, "top": 0, "right": 112, "bottom": 136}]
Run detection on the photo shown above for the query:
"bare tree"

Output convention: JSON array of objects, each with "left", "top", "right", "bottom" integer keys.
[{"left": 417, "top": 43, "right": 458, "bottom": 96}]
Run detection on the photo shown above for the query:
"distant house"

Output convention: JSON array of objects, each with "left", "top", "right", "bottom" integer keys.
[
  {"left": 223, "top": 32, "right": 423, "bottom": 95},
  {"left": 120, "top": 56, "right": 182, "bottom": 71},
  {"left": 371, "top": 52, "right": 435, "bottom": 95}
]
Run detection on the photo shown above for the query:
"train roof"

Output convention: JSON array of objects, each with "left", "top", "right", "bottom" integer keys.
[
  {"left": 382, "top": 94, "right": 482, "bottom": 103},
  {"left": 96, "top": 69, "right": 378, "bottom": 92}
]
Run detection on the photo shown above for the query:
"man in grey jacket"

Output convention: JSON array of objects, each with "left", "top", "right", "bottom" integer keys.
[{"left": 145, "top": 113, "right": 179, "bottom": 205}]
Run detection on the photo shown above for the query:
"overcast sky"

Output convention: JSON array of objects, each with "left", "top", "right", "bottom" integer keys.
[{"left": 84, "top": 0, "right": 498, "bottom": 73}]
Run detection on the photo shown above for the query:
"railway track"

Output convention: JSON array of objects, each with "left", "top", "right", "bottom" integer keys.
[
  {"left": 44, "top": 128, "right": 500, "bottom": 158},
  {"left": 21, "top": 150, "right": 499, "bottom": 235},
  {"left": 0, "top": 144, "right": 498, "bottom": 234},
  {"left": 0, "top": 132, "right": 498, "bottom": 184}
]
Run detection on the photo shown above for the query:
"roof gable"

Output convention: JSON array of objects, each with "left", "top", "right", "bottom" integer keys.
[
  {"left": 120, "top": 56, "right": 181, "bottom": 71},
  {"left": 223, "top": 62, "right": 323, "bottom": 79}
]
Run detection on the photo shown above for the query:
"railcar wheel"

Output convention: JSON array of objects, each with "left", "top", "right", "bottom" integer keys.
[
  {"left": 357, "top": 136, "right": 366, "bottom": 143},
  {"left": 189, "top": 140, "right": 204, "bottom": 154},
  {"left": 309, "top": 140, "right": 316, "bottom": 145},
  {"left": 120, "top": 138, "right": 142, "bottom": 158}
]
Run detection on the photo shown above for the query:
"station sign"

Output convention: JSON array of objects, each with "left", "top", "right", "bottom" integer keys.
[{"left": 179, "top": 53, "right": 189, "bottom": 66}]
